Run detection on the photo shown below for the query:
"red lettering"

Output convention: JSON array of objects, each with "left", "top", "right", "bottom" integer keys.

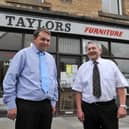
[
  {"left": 84, "top": 26, "right": 123, "bottom": 38},
  {"left": 84, "top": 27, "right": 90, "bottom": 32}
]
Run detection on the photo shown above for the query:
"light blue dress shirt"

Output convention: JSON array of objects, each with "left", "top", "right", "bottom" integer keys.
[
  {"left": 72, "top": 58, "right": 129, "bottom": 103},
  {"left": 3, "top": 43, "right": 58, "bottom": 110}
]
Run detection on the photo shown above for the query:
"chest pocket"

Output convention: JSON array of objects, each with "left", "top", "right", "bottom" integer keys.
[
  {"left": 102, "top": 68, "right": 115, "bottom": 82},
  {"left": 80, "top": 68, "right": 92, "bottom": 88}
]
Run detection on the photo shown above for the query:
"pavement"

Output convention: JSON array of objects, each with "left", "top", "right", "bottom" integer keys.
[
  {"left": 0, "top": 115, "right": 129, "bottom": 129},
  {"left": 0, "top": 98, "right": 129, "bottom": 129}
]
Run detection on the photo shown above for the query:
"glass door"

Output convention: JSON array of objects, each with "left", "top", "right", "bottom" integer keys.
[
  {"left": 0, "top": 61, "right": 9, "bottom": 97},
  {"left": 0, "top": 51, "right": 16, "bottom": 97},
  {"left": 59, "top": 56, "right": 80, "bottom": 114}
]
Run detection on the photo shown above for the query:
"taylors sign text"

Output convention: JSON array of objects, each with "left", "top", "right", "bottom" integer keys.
[{"left": 5, "top": 15, "right": 71, "bottom": 32}]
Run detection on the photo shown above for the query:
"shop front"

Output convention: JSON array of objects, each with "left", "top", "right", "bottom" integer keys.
[{"left": 0, "top": 6, "right": 129, "bottom": 114}]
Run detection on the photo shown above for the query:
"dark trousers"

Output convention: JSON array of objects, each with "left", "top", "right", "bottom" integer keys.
[
  {"left": 82, "top": 100, "right": 118, "bottom": 129},
  {"left": 16, "top": 98, "right": 52, "bottom": 129}
]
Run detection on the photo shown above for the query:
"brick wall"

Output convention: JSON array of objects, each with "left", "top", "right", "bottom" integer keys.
[
  {"left": 0, "top": 0, "right": 5, "bottom": 5},
  {"left": 1, "top": 0, "right": 129, "bottom": 18},
  {"left": 46, "top": 0, "right": 101, "bottom": 17}
]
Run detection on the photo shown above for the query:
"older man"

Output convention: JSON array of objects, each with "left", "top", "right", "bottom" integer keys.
[{"left": 72, "top": 41, "right": 128, "bottom": 129}]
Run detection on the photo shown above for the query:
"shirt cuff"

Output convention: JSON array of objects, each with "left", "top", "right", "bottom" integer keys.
[
  {"left": 6, "top": 100, "right": 16, "bottom": 110},
  {"left": 51, "top": 100, "right": 56, "bottom": 107}
]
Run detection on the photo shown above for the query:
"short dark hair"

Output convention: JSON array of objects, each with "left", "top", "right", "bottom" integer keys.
[{"left": 33, "top": 28, "right": 51, "bottom": 39}]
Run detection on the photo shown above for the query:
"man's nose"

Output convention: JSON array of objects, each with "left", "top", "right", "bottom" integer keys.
[{"left": 43, "top": 40, "right": 49, "bottom": 44}]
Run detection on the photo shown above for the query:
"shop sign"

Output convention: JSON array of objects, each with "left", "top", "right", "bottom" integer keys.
[{"left": 0, "top": 12, "right": 129, "bottom": 40}]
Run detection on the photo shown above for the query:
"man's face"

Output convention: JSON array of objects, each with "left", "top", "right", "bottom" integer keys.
[
  {"left": 34, "top": 31, "right": 51, "bottom": 51},
  {"left": 86, "top": 43, "right": 101, "bottom": 60}
]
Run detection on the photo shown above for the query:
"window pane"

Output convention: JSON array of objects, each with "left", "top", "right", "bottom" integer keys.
[
  {"left": 102, "top": 0, "right": 119, "bottom": 14},
  {"left": 111, "top": 42, "right": 129, "bottom": 58},
  {"left": 60, "top": 0, "right": 72, "bottom": 3},
  {"left": 60, "top": 56, "right": 80, "bottom": 65},
  {"left": 59, "top": 56, "right": 80, "bottom": 87},
  {"left": 82, "top": 40, "right": 109, "bottom": 56},
  {"left": 48, "top": 36, "right": 56, "bottom": 52},
  {"left": 51, "top": 54, "right": 56, "bottom": 61},
  {"left": 20, "top": 0, "right": 42, "bottom": 4},
  {"left": 0, "top": 51, "right": 16, "bottom": 61},
  {"left": 59, "top": 37, "right": 80, "bottom": 54},
  {"left": 0, "top": 32, "right": 22, "bottom": 50},
  {"left": 113, "top": 59, "right": 129, "bottom": 74},
  {"left": 24, "top": 34, "right": 33, "bottom": 47},
  {"left": 82, "top": 56, "right": 89, "bottom": 63}
]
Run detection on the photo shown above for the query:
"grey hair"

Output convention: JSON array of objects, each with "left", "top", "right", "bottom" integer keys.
[{"left": 85, "top": 41, "right": 102, "bottom": 50}]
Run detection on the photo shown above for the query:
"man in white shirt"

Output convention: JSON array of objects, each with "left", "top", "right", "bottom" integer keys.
[{"left": 72, "top": 41, "right": 128, "bottom": 129}]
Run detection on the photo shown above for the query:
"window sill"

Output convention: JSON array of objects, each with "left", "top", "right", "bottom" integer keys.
[
  {"left": 98, "top": 11, "right": 129, "bottom": 21},
  {"left": 5, "top": 0, "right": 51, "bottom": 9}
]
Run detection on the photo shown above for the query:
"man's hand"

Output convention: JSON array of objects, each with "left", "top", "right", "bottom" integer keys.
[
  {"left": 117, "top": 107, "right": 127, "bottom": 118},
  {"left": 77, "top": 109, "right": 84, "bottom": 122},
  {"left": 52, "top": 106, "right": 56, "bottom": 115},
  {"left": 7, "top": 108, "right": 17, "bottom": 120}
]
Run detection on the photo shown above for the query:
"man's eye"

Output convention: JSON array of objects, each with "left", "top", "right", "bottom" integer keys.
[
  {"left": 88, "top": 47, "right": 96, "bottom": 51},
  {"left": 41, "top": 38, "right": 50, "bottom": 42}
]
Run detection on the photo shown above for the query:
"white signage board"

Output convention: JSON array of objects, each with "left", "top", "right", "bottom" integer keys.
[{"left": 0, "top": 12, "right": 129, "bottom": 40}]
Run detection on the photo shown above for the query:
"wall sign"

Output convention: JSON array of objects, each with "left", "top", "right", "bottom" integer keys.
[{"left": 0, "top": 12, "right": 129, "bottom": 40}]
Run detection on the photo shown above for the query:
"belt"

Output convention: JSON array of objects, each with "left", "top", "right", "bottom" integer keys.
[
  {"left": 16, "top": 98, "right": 50, "bottom": 104},
  {"left": 83, "top": 99, "right": 115, "bottom": 106}
]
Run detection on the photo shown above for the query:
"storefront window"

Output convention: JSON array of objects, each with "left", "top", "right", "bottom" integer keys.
[
  {"left": 82, "top": 39, "right": 109, "bottom": 56},
  {"left": 0, "top": 51, "right": 16, "bottom": 61},
  {"left": 82, "top": 56, "right": 88, "bottom": 63},
  {"left": 113, "top": 59, "right": 129, "bottom": 74},
  {"left": 0, "top": 51, "right": 16, "bottom": 97},
  {"left": 0, "top": 31, "right": 22, "bottom": 50},
  {"left": 111, "top": 42, "right": 129, "bottom": 58},
  {"left": 60, "top": 56, "right": 80, "bottom": 88},
  {"left": 48, "top": 36, "right": 56, "bottom": 53},
  {"left": 24, "top": 34, "right": 33, "bottom": 47},
  {"left": 114, "top": 59, "right": 129, "bottom": 108},
  {"left": 58, "top": 37, "right": 80, "bottom": 54}
]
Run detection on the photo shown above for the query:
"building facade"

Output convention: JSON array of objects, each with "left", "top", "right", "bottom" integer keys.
[{"left": 0, "top": 0, "right": 129, "bottom": 114}]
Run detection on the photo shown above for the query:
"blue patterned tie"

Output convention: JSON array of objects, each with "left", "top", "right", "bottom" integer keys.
[{"left": 39, "top": 52, "right": 49, "bottom": 93}]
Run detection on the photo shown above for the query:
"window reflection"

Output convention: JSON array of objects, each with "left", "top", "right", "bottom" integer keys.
[
  {"left": 111, "top": 42, "right": 129, "bottom": 58},
  {"left": 24, "top": 34, "right": 33, "bottom": 47},
  {"left": 0, "top": 31, "right": 22, "bottom": 50},
  {"left": 59, "top": 37, "right": 80, "bottom": 54},
  {"left": 114, "top": 59, "right": 129, "bottom": 74},
  {"left": 48, "top": 36, "right": 56, "bottom": 52}
]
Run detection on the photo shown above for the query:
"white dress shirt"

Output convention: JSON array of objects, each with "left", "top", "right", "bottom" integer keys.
[{"left": 72, "top": 58, "right": 129, "bottom": 103}]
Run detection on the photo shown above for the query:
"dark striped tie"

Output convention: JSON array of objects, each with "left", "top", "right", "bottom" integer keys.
[{"left": 93, "top": 61, "right": 101, "bottom": 98}]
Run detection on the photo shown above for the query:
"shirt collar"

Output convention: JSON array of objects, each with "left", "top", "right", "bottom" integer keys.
[
  {"left": 95, "top": 57, "right": 102, "bottom": 64},
  {"left": 90, "top": 57, "right": 102, "bottom": 64}
]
